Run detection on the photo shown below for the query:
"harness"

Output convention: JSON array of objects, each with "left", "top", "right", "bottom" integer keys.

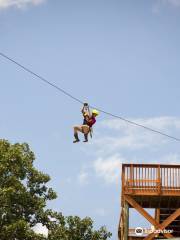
[{"left": 82, "top": 103, "right": 93, "bottom": 138}]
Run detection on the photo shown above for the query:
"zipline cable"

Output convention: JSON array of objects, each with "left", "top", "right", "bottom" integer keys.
[
  {"left": 0, "top": 52, "right": 84, "bottom": 105},
  {"left": 1, "top": 52, "right": 180, "bottom": 142}
]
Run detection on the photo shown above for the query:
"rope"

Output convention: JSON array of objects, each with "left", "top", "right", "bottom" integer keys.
[{"left": 1, "top": 52, "right": 180, "bottom": 142}]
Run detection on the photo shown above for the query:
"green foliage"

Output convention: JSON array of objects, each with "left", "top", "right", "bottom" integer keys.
[
  {"left": 47, "top": 213, "right": 112, "bottom": 240},
  {"left": 0, "top": 140, "right": 56, "bottom": 240},
  {"left": 0, "top": 140, "right": 112, "bottom": 240}
]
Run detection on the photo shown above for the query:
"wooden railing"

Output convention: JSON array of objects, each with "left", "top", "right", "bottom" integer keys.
[{"left": 122, "top": 164, "right": 180, "bottom": 196}]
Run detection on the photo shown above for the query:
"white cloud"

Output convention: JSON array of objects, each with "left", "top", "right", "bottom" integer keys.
[
  {"left": 32, "top": 223, "right": 48, "bottom": 238},
  {"left": 95, "top": 117, "right": 180, "bottom": 153},
  {"left": 78, "top": 170, "right": 89, "bottom": 185},
  {"left": 101, "top": 116, "right": 180, "bottom": 131},
  {"left": 0, "top": 0, "right": 46, "bottom": 9},
  {"left": 93, "top": 154, "right": 124, "bottom": 184}
]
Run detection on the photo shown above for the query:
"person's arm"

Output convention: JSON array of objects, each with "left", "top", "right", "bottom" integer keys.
[
  {"left": 81, "top": 106, "right": 85, "bottom": 114},
  {"left": 82, "top": 103, "right": 89, "bottom": 115}
]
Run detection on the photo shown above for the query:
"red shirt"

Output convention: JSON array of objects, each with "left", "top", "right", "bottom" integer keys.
[{"left": 87, "top": 116, "right": 96, "bottom": 127}]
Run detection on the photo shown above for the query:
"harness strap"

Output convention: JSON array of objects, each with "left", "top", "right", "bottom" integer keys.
[{"left": 89, "top": 127, "right": 93, "bottom": 138}]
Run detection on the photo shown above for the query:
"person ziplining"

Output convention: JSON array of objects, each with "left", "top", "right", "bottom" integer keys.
[{"left": 73, "top": 103, "right": 99, "bottom": 143}]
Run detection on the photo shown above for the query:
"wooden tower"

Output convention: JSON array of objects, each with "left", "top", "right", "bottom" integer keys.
[{"left": 118, "top": 164, "right": 180, "bottom": 240}]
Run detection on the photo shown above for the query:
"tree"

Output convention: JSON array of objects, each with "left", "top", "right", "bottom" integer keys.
[
  {"left": 0, "top": 140, "right": 56, "bottom": 240},
  {"left": 47, "top": 213, "right": 112, "bottom": 240},
  {"left": 0, "top": 140, "right": 112, "bottom": 240}
]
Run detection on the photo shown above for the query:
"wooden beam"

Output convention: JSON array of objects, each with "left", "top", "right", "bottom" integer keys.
[
  {"left": 123, "top": 191, "right": 180, "bottom": 196},
  {"left": 124, "top": 195, "right": 159, "bottom": 226},
  {"left": 161, "top": 208, "right": 180, "bottom": 229},
  {"left": 122, "top": 164, "right": 125, "bottom": 195},
  {"left": 122, "top": 163, "right": 180, "bottom": 168},
  {"left": 154, "top": 208, "right": 160, "bottom": 238},
  {"left": 144, "top": 208, "right": 180, "bottom": 240},
  {"left": 155, "top": 208, "right": 160, "bottom": 224},
  {"left": 124, "top": 201, "right": 129, "bottom": 240},
  {"left": 124, "top": 195, "right": 174, "bottom": 239},
  {"left": 118, "top": 212, "right": 123, "bottom": 240}
]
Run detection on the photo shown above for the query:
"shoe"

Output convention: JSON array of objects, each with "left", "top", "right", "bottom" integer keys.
[
  {"left": 73, "top": 133, "right": 80, "bottom": 143},
  {"left": 83, "top": 134, "right": 88, "bottom": 143}
]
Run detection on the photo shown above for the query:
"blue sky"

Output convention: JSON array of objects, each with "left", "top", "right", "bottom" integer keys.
[{"left": 1, "top": 0, "right": 180, "bottom": 239}]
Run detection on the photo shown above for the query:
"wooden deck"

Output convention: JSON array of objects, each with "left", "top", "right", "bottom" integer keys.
[{"left": 119, "top": 164, "right": 180, "bottom": 240}]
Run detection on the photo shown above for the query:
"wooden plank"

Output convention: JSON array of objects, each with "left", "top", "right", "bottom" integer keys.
[
  {"left": 127, "top": 179, "right": 159, "bottom": 183},
  {"left": 123, "top": 191, "right": 180, "bottom": 196},
  {"left": 122, "top": 163, "right": 180, "bottom": 168}
]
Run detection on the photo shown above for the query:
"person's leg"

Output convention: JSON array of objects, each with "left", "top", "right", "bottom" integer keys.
[
  {"left": 82, "top": 125, "right": 90, "bottom": 142},
  {"left": 83, "top": 133, "right": 88, "bottom": 142},
  {"left": 73, "top": 125, "right": 83, "bottom": 143}
]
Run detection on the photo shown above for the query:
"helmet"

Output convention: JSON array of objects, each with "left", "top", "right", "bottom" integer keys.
[{"left": 92, "top": 109, "right": 99, "bottom": 116}]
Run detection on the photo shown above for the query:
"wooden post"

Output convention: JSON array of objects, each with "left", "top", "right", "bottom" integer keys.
[
  {"left": 157, "top": 165, "right": 161, "bottom": 194},
  {"left": 155, "top": 208, "right": 160, "bottom": 238},
  {"left": 122, "top": 165, "right": 125, "bottom": 194},
  {"left": 130, "top": 164, "right": 134, "bottom": 194},
  {"left": 155, "top": 208, "right": 160, "bottom": 224},
  {"left": 124, "top": 200, "right": 129, "bottom": 240}
]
